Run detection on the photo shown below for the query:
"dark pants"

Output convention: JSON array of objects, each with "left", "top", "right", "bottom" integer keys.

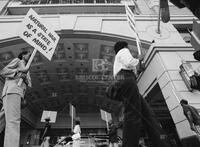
[{"left": 115, "top": 70, "right": 170, "bottom": 147}]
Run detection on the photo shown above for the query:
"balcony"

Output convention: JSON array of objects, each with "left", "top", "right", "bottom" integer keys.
[{"left": 7, "top": 0, "right": 135, "bottom": 15}]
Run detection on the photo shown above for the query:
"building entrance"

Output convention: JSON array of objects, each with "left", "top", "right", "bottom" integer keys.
[{"left": 144, "top": 83, "right": 182, "bottom": 147}]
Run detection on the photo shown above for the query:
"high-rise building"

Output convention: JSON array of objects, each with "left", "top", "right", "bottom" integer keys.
[{"left": 0, "top": 0, "right": 199, "bottom": 146}]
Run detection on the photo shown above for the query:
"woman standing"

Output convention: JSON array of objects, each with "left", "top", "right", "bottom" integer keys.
[
  {"left": 0, "top": 51, "right": 32, "bottom": 147},
  {"left": 72, "top": 119, "right": 81, "bottom": 147}
]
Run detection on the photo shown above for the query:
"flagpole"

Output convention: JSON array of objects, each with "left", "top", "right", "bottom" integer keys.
[
  {"left": 135, "top": 35, "right": 141, "bottom": 55},
  {"left": 157, "top": 0, "right": 161, "bottom": 34},
  {"left": 105, "top": 111, "right": 109, "bottom": 131},
  {"left": 71, "top": 104, "right": 74, "bottom": 132},
  {"left": 125, "top": 4, "right": 142, "bottom": 55}
]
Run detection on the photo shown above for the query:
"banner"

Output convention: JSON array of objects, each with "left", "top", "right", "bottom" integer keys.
[
  {"left": 17, "top": 8, "right": 60, "bottom": 60},
  {"left": 100, "top": 109, "right": 112, "bottom": 122}
]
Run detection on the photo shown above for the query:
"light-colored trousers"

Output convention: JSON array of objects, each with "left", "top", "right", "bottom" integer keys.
[
  {"left": 72, "top": 139, "right": 80, "bottom": 147},
  {"left": 109, "top": 142, "right": 119, "bottom": 147},
  {"left": 0, "top": 94, "right": 21, "bottom": 147}
]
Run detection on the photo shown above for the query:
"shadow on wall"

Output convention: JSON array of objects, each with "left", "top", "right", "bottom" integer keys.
[
  {"left": 181, "top": 135, "right": 200, "bottom": 147},
  {"left": 0, "top": 129, "right": 4, "bottom": 147}
]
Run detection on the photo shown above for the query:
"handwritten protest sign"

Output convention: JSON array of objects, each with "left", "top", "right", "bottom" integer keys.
[{"left": 17, "top": 8, "right": 60, "bottom": 60}]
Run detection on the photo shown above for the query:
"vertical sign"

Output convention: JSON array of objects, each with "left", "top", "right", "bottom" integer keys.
[
  {"left": 125, "top": 4, "right": 141, "bottom": 55},
  {"left": 69, "top": 103, "right": 76, "bottom": 131}
]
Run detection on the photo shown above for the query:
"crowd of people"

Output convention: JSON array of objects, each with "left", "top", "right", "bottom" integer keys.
[{"left": 0, "top": 41, "right": 200, "bottom": 147}]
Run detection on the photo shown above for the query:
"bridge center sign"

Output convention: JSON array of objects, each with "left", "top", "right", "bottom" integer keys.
[{"left": 17, "top": 8, "right": 60, "bottom": 60}]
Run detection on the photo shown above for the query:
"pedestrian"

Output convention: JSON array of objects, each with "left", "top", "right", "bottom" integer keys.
[
  {"left": 108, "top": 120, "right": 119, "bottom": 147},
  {"left": 0, "top": 51, "right": 32, "bottom": 147},
  {"left": 40, "top": 136, "right": 50, "bottom": 147},
  {"left": 72, "top": 119, "right": 81, "bottom": 147},
  {"left": 180, "top": 99, "right": 200, "bottom": 135}
]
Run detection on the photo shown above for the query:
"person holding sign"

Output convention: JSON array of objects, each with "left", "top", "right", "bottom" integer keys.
[
  {"left": 111, "top": 41, "right": 143, "bottom": 147},
  {"left": 0, "top": 51, "right": 32, "bottom": 147},
  {"left": 107, "top": 41, "right": 170, "bottom": 147}
]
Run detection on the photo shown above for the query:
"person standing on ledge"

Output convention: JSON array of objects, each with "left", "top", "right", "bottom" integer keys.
[{"left": 0, "top": 51, "right": 32, "bottom": 147}]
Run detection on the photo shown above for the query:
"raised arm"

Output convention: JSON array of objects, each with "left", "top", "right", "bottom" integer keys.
[{"left": 17, "top": 60, "right": 29, "bottom": 73}]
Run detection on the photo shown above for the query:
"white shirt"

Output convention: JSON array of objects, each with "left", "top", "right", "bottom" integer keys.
[
  {"left": 73, "top": 125, "right": 81, "bottom": 134},
  {"left": 113, "top": 48, "right": 139, "bottom": 78}
]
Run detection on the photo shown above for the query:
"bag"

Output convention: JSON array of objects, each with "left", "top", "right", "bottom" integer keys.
[
  {"left": 106, "top": 81, "right": 121, "bottom": 101},
  {"left": 190, "top": 74, "right": 200, "bottom": 90},
  {"left": 179, "top": 62, "right": 200, "bottom": 91},
  {"left": 190, "top": 75, "right": 198, "bottom": 89},
  {"left": 72, "top": 133, "right": 81, "bottom": 140},
  {"left": 106, "top": 83, "right": 117, "bottom": 100}
]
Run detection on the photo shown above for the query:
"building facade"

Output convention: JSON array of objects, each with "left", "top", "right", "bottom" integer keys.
[{"left": 0, "top": 0, "right": 199, "bottom": 146}]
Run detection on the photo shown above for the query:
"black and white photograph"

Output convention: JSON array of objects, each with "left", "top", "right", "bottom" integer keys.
[{"left": 0, "top": 0, "right": 200, "bottom": 147}]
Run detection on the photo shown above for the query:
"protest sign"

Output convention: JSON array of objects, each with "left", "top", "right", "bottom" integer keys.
[
  {"left": 41, "top": 110, "right": 57, "bottom": 123},
  {"left": 17, "top": 8, "right": 60, "bottom": 60}
]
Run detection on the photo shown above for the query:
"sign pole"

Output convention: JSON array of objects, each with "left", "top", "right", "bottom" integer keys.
[
  {"left": 135, "top": 35, "right": 141, "bottom": 55},
  {"left": 47, "top": 111, "right": 51, "bottom": 119},
  {"left": 71, "top": 105, "right": 74, "bottom": 132},
  {"left": 18, "top": 48, "right": 37, "bottom": 86},
  {"left": 105, "top": 111, "right": 109, "bottom": 131}
]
